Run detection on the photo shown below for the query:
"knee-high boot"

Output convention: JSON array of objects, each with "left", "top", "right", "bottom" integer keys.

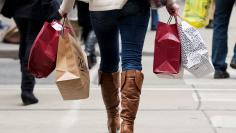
[
  {"left": 120, "top": 70, "right": 144, "bottom": 133},
  {"left": 98, "top": 71, "right": 121, "bottom": 133}
]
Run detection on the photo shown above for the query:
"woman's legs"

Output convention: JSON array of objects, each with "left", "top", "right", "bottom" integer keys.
[
  {"left": 90, "top": 11, "right": 121, "bottom": 133},
  {"left": 90, "top": 11, "right": 120, "bottom": 73},
  {"left": 90, "top": 8, "right": 149, "bottom": 133},
  {"left": 119, "top": 10, "right": 150, "bottom": 133},
  {"left": 14, "top": 18, "right": 44, "bottom": 105},
  {"left": 119, "top": 10, "right": 150, "bottom": 71}
]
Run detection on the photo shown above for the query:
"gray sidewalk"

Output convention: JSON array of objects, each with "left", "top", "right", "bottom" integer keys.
[
  {"left": 1, "top": 83, "right": 236, "bottom": 133},
  {"left": 1, "top": 57, "right": 236, "bottom": 133}
]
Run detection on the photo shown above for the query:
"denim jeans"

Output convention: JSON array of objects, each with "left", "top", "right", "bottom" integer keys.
[
  {"left": 151, "top": 9, "right": 159, "bottom": 29},
  {"left": 212, "top": 0, "right": 236, "bottom": 71},
  {"left": 90, "top": 10, "right": 150, "bottom": 73}
]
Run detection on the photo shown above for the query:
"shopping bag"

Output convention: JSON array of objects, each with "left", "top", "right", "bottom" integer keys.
[
  {"left": 28, "top": 21, "right": 61, "bottom": 78},
  {"left": 153, "top": 17, "right": 181, "bottom": 78},
  {"left": 2, "top": 26, "right": 20, "bottom": 44},
  {"left": 183, "top": 0, "right": 211, "bottom": 28},
  {"left": 55, "top": 25, "right": 90, "bottom": 100},
  {"left": 177, "top": 21, "right": 214, "bottom": 78},
  {"left": 155, "top": 67, "right": 184, "bottom": 79}
]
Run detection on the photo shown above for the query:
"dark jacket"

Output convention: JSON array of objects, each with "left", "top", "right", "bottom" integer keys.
[
  {"left": 1, "top": 0, "right": 16, "bottom": 18},
  {"left": 1, "top": 0, "right": 61, "bottom": 20}
]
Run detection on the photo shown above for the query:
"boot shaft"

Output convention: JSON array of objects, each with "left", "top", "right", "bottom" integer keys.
[
  {"left": 98, "top": 71, "right": 121, "bottom": 133},
  {"left": 21, "top": 61, "right": 35, "bottom": 92},
  {"left": 120, "top": 70, "right": 144, "bottom": 133}
]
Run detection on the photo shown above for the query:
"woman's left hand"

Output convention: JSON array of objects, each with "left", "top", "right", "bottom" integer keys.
[
  {"left": 166, "top": 2, "right": 179, "bottom": 16},
  {"left": 48, "top": 10, "right": 63, "bottom": 22}
]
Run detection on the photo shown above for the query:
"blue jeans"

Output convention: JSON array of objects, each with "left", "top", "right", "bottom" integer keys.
[
  {"left": 212, "top": 0, "right": 236, "bottom": 71},
  {"left": 151, "top": 9, "right": 159, "bottom": 29},
  {"left": 90, "top": 10, "right": 150, "bottom": 73}
]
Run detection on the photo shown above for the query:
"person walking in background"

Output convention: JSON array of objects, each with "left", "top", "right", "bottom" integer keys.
[
  {"left": 150, "top": 8, "right": 159, "bottom": 31},
  {"left": 212, "top": 0, "right": 236, "bottom": 79},
  {"left": 0, "top": 19, "right": 10, "bottom": 42},
  {"left": 76, "top": 0, "right": 97, "bottom": 69},
  {"left": 1, "top": 0, "right": 61, "bottom": 105},
  {"left": 206, "top": 0, "right": 215, "bottom": 29},
  {"left": 0, "top": 0, "right": 5, "bottom": 12},
  {"left": 59, "top": 0, "right": 179, "bottom": 132}
]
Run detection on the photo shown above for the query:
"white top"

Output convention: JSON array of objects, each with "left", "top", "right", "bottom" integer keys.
[
  {"left": 60, "top": 0, "right": 127, "bottom": 13},
  {"left": 60, "top": 0, "right": 176, "bottom": 14}
]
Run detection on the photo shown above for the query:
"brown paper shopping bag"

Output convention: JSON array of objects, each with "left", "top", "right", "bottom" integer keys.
[{"left": 55, "top": 29, "right": 90, "bottom": 100}]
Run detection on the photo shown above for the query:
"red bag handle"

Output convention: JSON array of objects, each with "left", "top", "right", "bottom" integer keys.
[
  {"left": 167, "top": 11, "right": 183, "bottom": 24},
  {"left": 167, "top": 16, "right": 173, "bottom": 24}
]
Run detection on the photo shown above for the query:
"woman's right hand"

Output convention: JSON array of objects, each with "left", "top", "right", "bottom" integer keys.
[{"left": 58, "top": 9, "right": 67, "bottom": 18}]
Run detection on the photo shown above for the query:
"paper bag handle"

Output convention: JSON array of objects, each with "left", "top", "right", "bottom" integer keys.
[{"left": 60, "top": 17, "right": 77, "bottom": 37}]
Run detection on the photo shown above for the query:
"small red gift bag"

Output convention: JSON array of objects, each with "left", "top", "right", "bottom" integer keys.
[
  {"left": 153, "top": 16, "right": 181, "bottom": 76},
  {"left": 28, "top": 21, "right": 61, "bottom": 78}
]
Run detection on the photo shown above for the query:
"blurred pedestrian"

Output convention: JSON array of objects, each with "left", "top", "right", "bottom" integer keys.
[
  {"left": 150, "top": 8, "right": 159, "bottom": 31},
  {"left": 67, "top": 4, "right": 80, "bottom": 37},
  {"left": 212, "top": 0, "right": 236, "bottom": 79},
  {"left": 2, "top": 26, "right": 20, "bottom": 44},
  {"left": 0, "top": 0, "right": 5, "bottom": 12},
  {"left": 59, "top": 0, "right": 179, "bottom": 132},
  {"left": 206, "top": 0, "right": 215, "bottom": 29},
  {"left": 76, "top": 0, "right": 97, "bottom": 69},
  {"left": 1, "top": 0, "right": 62, "bottom": 105},
  {"left": 0, "top": 19, "right": 10, "bottom": 42}
]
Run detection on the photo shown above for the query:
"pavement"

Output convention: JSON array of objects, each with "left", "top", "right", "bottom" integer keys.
[{"left": 1, "top": 3, "right": 236, "bottom": 133}]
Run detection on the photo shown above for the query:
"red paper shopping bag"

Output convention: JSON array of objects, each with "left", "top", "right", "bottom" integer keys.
[
  {"left": 28, "top": 21, "right": 61, "bottom": 78},
  {"left": 153, "top": 17, "right": 181, "bottom": 75}
]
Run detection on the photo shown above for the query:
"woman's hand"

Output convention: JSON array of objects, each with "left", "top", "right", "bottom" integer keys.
[
  {"left": 58, "top": 9, "right": 66, "bottom": 18},
  {"left": 165, "top": 1, "right": 179, "bottom": 16},
  {"left": 149, "top": 0, "right": 179, "bottom": 16}
]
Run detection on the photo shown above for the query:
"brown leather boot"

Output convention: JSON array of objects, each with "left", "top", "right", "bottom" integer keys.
[
  {"left": 120, "top": 70, "right": 144, "bottom": 133},
  {"left": 98, "top": 71, "right": 121, "bottom": 133}
]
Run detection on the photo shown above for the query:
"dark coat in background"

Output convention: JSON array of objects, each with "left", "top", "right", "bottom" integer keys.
[
  {"left": 0, "top": 0, "right": 5, "bottom": 12},
  {"left": 1, "top": 0, "right": 61, "bottom": 20}
]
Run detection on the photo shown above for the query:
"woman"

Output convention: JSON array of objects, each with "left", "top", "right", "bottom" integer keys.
[
  {"left": 1, "top": 0, "right": 61, "bottom": 105},
  {"left": 59, "top": 0, "right": 179, "bottom": 132}
]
